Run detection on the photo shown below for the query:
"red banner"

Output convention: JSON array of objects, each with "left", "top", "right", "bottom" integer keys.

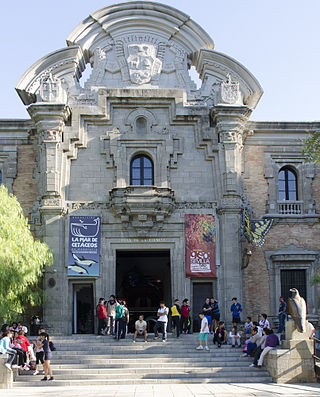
[{"left": 185, "top": 214, "right": 216, "bottom": 278}]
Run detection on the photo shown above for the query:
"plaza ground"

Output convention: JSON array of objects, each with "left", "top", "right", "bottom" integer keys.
[{"left": 1, "top": 382, "right": 320, "bottom": 397}]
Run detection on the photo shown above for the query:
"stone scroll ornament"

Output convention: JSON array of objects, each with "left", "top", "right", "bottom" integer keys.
[
  {"left": 287, "top": 288, "right": 307, "bottom": 333},
  {"left": 240, "top": 206, "right": 273, "bottom": 247}
]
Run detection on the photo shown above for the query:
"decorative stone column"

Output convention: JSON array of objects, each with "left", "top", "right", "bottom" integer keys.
[
  {"left": 212, "top": 105, "right": 251, "bottom": 321},
  {"left": 28, "top": 103, "right": 70, "bottom": 335}
]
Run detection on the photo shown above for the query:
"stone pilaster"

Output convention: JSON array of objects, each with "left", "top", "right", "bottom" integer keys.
[
  {"left": 212, "top": 105, "right": 251, "bottom": 321},
  {"left": 28, "top": 103, "right": 70, "bottom": 335},
  {"left": 28, "top": 103, "right": 70, "bottom": 201}
]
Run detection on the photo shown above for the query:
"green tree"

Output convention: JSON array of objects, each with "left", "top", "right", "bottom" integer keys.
[
  {"left": 0, "top": 185, "right": 53, "bottom": 321},
  {"left": 302, "top": 131, "right": 320, "bottom": 164}
]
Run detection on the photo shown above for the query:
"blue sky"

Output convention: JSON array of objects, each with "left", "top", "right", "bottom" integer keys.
[{"left": 1, "top": 0, "right": 319, "bottom": 121}]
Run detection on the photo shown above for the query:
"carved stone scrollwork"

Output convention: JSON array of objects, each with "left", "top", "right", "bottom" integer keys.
[
  {"left": 41, "top": 130, "right": 61, "bottom": 143},
  {"left": 109, "top": 186, "right": 175, "bottom": 231}
]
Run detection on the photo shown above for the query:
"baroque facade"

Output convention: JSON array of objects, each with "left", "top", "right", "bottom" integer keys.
[{"left": 0, "top": 2, "right": 319, "bottom": 334}]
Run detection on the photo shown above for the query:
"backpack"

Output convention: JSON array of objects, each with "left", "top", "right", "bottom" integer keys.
[
  {"left": 116, "top": 305, "right": 124, "bottom": 319},
  {"left": 49, "top": 341, "right": 56, "bottom": 351}
]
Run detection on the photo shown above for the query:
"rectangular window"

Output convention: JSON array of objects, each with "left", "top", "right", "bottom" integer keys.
[{"left": 280, "top": 269, "right": 307, "bottom": 303}]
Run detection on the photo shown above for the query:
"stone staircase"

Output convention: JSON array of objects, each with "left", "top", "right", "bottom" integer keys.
[{"left": 13, "top": 334, "right": 272, "bottom": 387}]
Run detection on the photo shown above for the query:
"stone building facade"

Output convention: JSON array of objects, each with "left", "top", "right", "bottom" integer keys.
[{"left": 0, "top": 2, "right": 319, "bottom": 334}]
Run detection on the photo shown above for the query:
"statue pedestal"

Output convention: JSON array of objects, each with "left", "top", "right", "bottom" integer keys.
[{"left": 265, "top": 319, "right": 316, "bottom": 383}]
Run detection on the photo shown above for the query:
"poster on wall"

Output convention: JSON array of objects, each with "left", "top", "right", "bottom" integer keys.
[
  {"left": 68, "top": 216, "right": 101, "bottom": 277},
  {"left": 185, "top": 214, "right": 216, "bottom": 278}
]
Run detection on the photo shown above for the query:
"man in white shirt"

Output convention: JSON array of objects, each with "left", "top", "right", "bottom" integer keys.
[
  {"left": 133, "top": 315, "right": 148, "bottom": 343},
  {"left": 154, "top": 301, "right": 168, "bottom": 342}
]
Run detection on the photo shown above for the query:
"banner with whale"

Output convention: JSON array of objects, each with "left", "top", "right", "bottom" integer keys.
[{"left": 68, "top": 216, "right": 101, "bottom": 276}]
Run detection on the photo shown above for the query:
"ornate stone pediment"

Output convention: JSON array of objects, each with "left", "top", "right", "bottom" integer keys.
[{"left": 109, "top": 186, "right": 175, "bottom": 234}]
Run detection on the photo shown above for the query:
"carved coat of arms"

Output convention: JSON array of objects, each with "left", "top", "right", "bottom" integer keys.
[
  {"left": 220, "top": 74, "right": 241, "bottom": 104},
  {"left": 126, "top": 44, "right": 162, "bottom": 84}
]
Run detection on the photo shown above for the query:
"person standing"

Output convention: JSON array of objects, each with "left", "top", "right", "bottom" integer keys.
[
  {"left": 154, "top": 301, "right": 169, "bottom": 342},
  {"left": 38, "top": 332, "right": 54, "bottom": 381},
  {"left": 196, "top": 312, "right": 210, "bottom": 351},
  {"left": 210, "top": 297, "right": 220, "bottom": 333},
  {"left": 120, "top": 300, "right": 130, "bottom": 339},
  {"left": 170, "top": 299, "right": 181, "bottom": 338},
  {"left": 278, "top": 297, "right": 287, "bottom": 336},
  {"left": 202, "top": 298, "right": 212, "bottom": 332},
  {"left": 106, "top": 295, "right": 118, "bottom": 335},
  {"left": 230, "top": 297, "right": 242, "bottom": 325},
  {"left": 97, "top": 298, "right": 108, "bottom": 335},
  {"left": 180, "top": 298, "right": 191, "bottom": 334}
]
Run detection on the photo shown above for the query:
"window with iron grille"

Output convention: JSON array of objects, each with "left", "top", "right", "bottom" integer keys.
[
  {"left": 280, "top": 269, "right": 306, "bottom": 303},
  {"left": 130, "top": 155, "right": 154, "bottom": 186}
]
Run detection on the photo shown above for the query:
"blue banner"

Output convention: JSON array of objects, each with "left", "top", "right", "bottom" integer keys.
[{"left": 68, "top": 216, "right": 101, "bottom": 277}]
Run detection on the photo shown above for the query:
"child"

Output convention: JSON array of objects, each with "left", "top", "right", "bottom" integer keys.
[
  {"left": 33, "top": 327, "right": 46, "bottom": 375},
  {"left": 196, "top": 312, "right": 210, "bottom": 351},
  {"left": 259, "top": 313, "right": 270, "bottom": 329},
  {"left": 230, "top": 297, "right": 242, "bottom": 325},
  {"left": 180, "top": 298, "right": 191, "bottom": 334},
  {"left": 244, "top": 316, "right": 253, "bottom": 338},
  {"left": 170, "top": 299, "right": 181, "bottom": 338},
  {"left": 214, "top": 321, "right": 227, "bottom": 348},
  {"left": 38, "top": 332, "right": 54, "bottom": 381},
  {"left": 202, "top": 298, "right": 212, "bottom": 331},
  {"left": 253, "top": 321, "right": 263, "bottom": 336},
  {"left": 229, "top": 326, "right": 241, "bottom": 348}
]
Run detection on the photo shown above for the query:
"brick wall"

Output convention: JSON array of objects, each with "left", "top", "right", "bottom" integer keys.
[
  {"left": 13, "top": 145, "right": 38, "bottom": 217},
  {"left": 243, "top": 146, "right": 320, "bottom": 320},
  {"left": 243, "top": 146, "right": 268, "bottom": 218}
]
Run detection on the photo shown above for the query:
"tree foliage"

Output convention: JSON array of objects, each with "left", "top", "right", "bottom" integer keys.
[
  {"left": 302, "top": 131, "right": 320, "bottom": 164},
  {"left": 0, "top": 185, "right": 53, "bottom": 321}
]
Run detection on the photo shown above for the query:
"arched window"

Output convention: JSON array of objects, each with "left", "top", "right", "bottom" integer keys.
[
  {"left": 135, "top": 117, "right": 147, "bottom": 134},
  {"left": 130, "top": 155, "right": 154, "bottom": 186},
  {"left": 278, "top": 167, "right": 298, "bottom": 200}
]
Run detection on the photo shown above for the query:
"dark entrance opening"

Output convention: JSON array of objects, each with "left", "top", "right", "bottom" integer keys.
[
  {"left": 73, "top": 283, "right": 94, "bottom": 334},
  {"left": 116, "top": 250, "right": 171, "bottom": 332},
  {"left": 192, "top": 282, "right": 213, "bottom": 332},
  {"left": 280, "top": 269, "right": 307, "bottom": 303}
]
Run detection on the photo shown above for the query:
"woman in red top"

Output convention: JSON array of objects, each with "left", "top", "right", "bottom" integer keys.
[
  {"left": 180, "top": 298, "right": 191, "bottom": 334},
  {"left": 17, "top": 330, "right": 30, "bottom": 369},
  {"left": 97, "top": 298, "right": 108, "bottom": 335}
]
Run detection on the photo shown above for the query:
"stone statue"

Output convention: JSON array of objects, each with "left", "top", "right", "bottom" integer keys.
[{"left": 287, "top": 288, "right": 307, "bottom": 333}]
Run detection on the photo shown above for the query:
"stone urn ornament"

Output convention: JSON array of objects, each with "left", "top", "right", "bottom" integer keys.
[{"left": 287, "top": 288, "right": 307, "bottom": 332}]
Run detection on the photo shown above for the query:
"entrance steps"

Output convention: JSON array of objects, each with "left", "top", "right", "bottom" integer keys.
[{"left": 13, "top": 334, "right": 272, "bottom": 387}]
